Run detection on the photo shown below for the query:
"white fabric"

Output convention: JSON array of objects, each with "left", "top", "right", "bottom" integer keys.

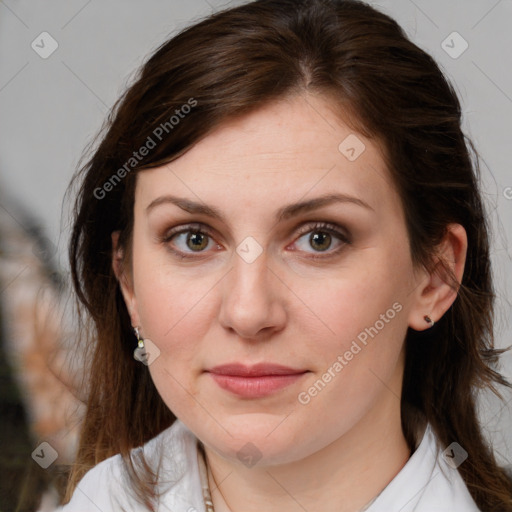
[{"left": 57, "top": 419, "right": 481, "bottom": 512}]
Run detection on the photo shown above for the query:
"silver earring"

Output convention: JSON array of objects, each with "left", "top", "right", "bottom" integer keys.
[
  {"left": 133, "top": 326, "right": 145, "bottom": 360},
  {"left": 424, "top": 315, "right": 435, "bottom": 328}
]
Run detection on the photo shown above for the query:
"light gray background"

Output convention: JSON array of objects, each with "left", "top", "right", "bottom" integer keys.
[{"left": 1, "top": 0, "right": 511, "bottom": 464}]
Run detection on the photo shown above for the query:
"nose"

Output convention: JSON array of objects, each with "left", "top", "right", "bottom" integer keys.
[{"left": 218, "top": 247, "right": 287, "bottom": 341}]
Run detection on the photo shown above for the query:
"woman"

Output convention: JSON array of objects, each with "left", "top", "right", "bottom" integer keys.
[{"left": 59, "top": 0, "right": 512, "bottom": 510}]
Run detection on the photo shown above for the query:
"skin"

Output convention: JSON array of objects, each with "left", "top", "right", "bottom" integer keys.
[{"left": 113, "top": 92, "right": 467, "bottom": 512}]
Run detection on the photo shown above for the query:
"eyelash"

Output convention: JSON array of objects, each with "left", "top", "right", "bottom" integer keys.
[{"left": 159, "top": 221, "right": 351, "bottom": 261}]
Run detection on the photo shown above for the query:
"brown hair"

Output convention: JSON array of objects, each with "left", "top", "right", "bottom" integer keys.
[{"left": 66, "top": 0, "right": 512, "bottom": 510}]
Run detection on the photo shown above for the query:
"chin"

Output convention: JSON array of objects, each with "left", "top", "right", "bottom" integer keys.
[{"left": 195, "top": 413, "right": 312, "bottom": 466}]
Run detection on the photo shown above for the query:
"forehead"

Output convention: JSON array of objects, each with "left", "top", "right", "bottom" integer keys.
[{"left": 135, "top": 94, "right": 398, "bottom": 219}]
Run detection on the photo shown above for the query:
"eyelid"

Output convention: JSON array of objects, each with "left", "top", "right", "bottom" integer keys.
[
  {"left": 293, "top": 221, "right": 350, "bottom": 242},
  {"left": 160, "top": 222, "right": 215, "bottom": 241}
]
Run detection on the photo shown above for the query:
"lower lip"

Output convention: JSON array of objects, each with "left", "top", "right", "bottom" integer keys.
[{"left": 208, "top": 372, "right": 307, "bottom": 398}]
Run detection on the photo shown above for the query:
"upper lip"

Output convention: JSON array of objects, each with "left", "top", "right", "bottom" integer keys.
[{"left": 207, "top": 363, "right": 307, "bottom": 377}]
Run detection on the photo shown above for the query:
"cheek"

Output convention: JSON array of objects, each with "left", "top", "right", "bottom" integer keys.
[
  {"left": 131, "top": 245, "right": 218, "bottom": 387},
  {"left": 134, "top": 266, "right": 216, "bottom": 417},
  {"left": 297, "top": 252, "right": 411, "bottom": 354},
  {"left": 132, "top": 231, "right": 214, "bottom": 333},
  {"left": 136, "top": 276, "right": 214, "bottom": 358},
  {"left": 289, "top": 275, "right": 408, "bottom": 446},
  {"left": 292, "top": 244, "right": 412, "bottom": 406}
]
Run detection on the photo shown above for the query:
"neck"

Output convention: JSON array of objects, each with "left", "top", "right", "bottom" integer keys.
[{"left": 203, "top": 396, "right": 410, "bottom": 512}]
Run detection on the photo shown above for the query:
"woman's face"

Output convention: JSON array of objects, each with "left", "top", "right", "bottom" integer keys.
[{"left": 118, "top": 94, "right": 428, "bottom": 466}]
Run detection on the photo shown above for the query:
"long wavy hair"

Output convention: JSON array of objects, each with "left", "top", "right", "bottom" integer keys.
[{"left": 65, "top": 0, "right": 512, "bottom": 510}]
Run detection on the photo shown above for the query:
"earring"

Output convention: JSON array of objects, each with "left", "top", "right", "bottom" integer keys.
[
  {"left": 424, "top": 315, "right": 435, "bottom": 328},
  {"left": 133, "top": 326, "right": 145, "bottom": 361}
]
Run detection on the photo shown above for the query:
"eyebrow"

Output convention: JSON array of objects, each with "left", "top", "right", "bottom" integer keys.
[{"left": 145, "top": 192, "right": 374, "bottom": 222}]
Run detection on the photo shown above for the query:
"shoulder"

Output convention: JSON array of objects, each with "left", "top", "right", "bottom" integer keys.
[
  {"left": 416, "top": 425, "right": 481, "bottom": 511},
  {"left": 415, "top": 447, "right": 481, "bottom": 512},
  {"left": 367, "top": 423, "right": 481, "bottom": 512},
  {"left": 56, "top": 453, "right": 129, "bottom": 512},
  {"left": 57, "top": 420, "right": 204, "bottom": 512}
]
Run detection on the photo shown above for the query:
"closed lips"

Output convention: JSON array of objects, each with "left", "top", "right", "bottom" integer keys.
[{"left": 206, "top": 363, "right": 307, "bottom": 377}]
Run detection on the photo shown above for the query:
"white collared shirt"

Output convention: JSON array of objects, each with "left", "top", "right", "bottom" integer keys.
[{"left": 57, "top": 419, "right": 481, "bottom": 511}]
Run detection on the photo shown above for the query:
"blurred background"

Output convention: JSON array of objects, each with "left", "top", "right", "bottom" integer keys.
[{"left": 0, "top": 0, "right": 511, "bottom": 510}]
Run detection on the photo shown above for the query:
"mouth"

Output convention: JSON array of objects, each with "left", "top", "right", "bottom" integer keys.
[{"left": 205, "top": 363, "right": 309, "bottom": 398}]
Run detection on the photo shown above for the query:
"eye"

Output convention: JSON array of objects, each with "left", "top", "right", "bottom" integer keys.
[
  {"left": 160, "top": 223, "right": 220, "bottom": 259},
  {"left": 292, "top": 222, "right": 350, "bottom": 258}
]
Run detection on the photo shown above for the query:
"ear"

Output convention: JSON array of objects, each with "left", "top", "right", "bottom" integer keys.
[
  {"left": 407, "top": 223, "right": 467, "bottom": 331},
  {"left": 111, "top": 230, "right": 140, "bottom": 328}
]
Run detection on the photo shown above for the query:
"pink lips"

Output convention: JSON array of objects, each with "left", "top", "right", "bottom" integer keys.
[{"left": 206, "top": 363, "right": 308, "bottom": 398}]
